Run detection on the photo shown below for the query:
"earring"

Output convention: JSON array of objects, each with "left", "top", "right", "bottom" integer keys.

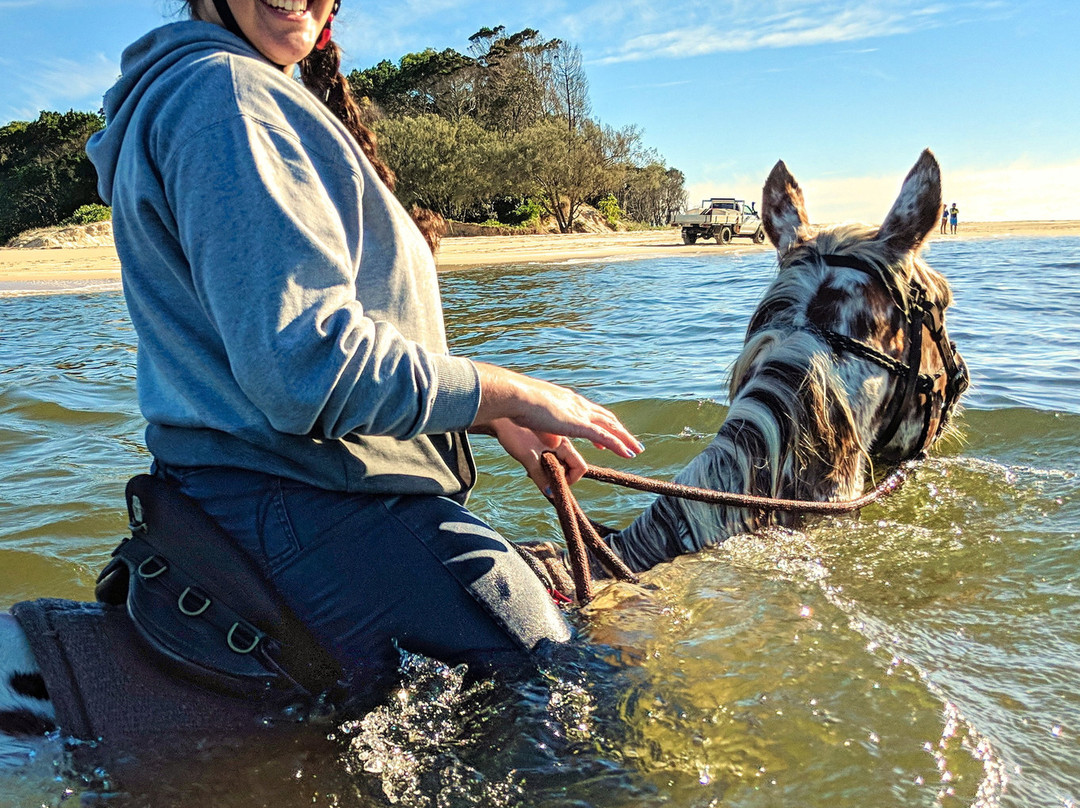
[{"left": 315, "top": 14, "right": 334, "bottom": 50}]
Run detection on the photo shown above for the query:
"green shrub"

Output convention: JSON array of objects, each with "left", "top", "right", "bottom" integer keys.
[
  {"left": 63, "top": 204, "right": 112, "bottom": 225},
  {"left": 0, "top": 110, "right": 105, "bottom": 243},
  {"left": 597, "top": 194, "right": 622, "bottom": 226},
  {"left": 513, "top": 197, "right": 544, "bottom": 224}
]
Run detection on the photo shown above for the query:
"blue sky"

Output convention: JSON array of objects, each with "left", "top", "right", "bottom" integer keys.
[{"left": 2, "top": 0, "right": 1078, "bottom": 222}]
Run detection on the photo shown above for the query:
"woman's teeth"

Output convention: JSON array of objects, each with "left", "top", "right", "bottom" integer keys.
[{"left": 261, "top": 0, "right": 308, "bottom": 12}]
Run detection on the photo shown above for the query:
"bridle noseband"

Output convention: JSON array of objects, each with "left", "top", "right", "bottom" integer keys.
[{"left": 810, "top": 253, "right": 968, "bottom": 461}]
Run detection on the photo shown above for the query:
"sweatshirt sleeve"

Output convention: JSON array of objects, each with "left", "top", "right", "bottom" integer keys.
[{"left": 164, "top": 111, "right": 480, "bottom": 440}]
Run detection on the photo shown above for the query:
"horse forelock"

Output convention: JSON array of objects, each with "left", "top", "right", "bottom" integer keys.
[{"left": 726, "top": 330, "right": 863, "bottom": 498}]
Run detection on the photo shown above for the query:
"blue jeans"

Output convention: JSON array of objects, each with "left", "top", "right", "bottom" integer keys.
[{"left": 154, "top": 464, "right": 572, "bottom": 687}]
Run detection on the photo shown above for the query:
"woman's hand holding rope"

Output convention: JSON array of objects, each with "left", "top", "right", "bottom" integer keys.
[{"left": 470, "top": 362, "right": 643, "bottom": 492}]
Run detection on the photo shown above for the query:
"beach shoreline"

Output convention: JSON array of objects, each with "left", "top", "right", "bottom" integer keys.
[{"left": 2, "top": 220, "right": 1078, "bottom": 293}]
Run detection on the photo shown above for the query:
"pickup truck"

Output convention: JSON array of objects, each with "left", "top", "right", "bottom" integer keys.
[{"left": 674, "top": 198, "right": 766, "bottom": 245}]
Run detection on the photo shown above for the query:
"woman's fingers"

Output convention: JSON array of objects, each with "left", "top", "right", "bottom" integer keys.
[
  {"left": 547, "top": 435, "right": 587, "bottom": 486},
  {"left": 472, "top": 362, "right": 644, "bottom": 459},
  {"left": 586, "top": 404, "right": 644, "bottom": 459},
  {"left": 487, "top": 420, "right": 590, "bottom": 492}
]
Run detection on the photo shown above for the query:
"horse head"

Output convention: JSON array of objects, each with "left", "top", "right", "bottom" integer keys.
[
  {"left": 758, "top": 149, "right": 969, "bottom": 472},
  {"left": 610, "top": 150, "right": 969, "bottom": 573}
]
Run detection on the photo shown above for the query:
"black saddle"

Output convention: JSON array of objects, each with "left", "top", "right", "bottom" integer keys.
[{"left": 95, "top": 474, "right": 343, "bottom": 702}]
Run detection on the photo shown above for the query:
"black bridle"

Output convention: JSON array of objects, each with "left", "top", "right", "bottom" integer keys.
[{"left": 810, "top": 253, "right": 969, "bottom": 461}]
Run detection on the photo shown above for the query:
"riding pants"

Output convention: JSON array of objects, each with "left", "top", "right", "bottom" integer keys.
[{"left": 154, "top": 463, "right": 572, "bottom": 690}]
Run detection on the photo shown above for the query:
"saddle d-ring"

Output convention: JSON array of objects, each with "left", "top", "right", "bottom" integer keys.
[
  {"left": 226, "top": 622, "right": 261, "bottom": 654},
  {"left": 177, "top": 587, "right": 211, "bottom": 617},
  {"left": 137, "top": 556, "right": 168, "bottom": 579}
]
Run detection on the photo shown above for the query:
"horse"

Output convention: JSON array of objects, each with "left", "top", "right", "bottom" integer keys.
[
  {"left": 0, "top": 150, "right": 967, "bottom": 764},
  {"left": 597, "top": 148, "right": 968, "bottom": 574}
]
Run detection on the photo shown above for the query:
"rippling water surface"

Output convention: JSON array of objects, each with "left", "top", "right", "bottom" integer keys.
[{"left": 1, "top": 236, "right": 1078, "bottom": 807}]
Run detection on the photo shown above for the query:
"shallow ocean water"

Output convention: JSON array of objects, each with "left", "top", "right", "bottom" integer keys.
[{"left": 1, "top": 235, "right": 1078, "bottom": 807}]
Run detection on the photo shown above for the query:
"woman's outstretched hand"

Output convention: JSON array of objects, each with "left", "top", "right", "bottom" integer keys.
[{"left": 470, "top": 362, "right": 644, "bottom": 491}]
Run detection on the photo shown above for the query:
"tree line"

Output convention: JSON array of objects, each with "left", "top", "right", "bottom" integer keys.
[
  {"left": 0, "top": 110, "right": 106, "bottom": 244},
  {"left": 0, "top": 26, "right": 686, "bottom": 244},
  {"left": 350, "top": 26, "right": 686, "bottom": 232}
]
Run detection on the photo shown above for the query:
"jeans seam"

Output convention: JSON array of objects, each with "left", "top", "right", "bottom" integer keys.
[{"left": 266, "top": 477, "right": 302, "bottom": 575}]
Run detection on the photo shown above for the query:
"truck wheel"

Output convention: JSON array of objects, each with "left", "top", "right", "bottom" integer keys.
[
  {"left": 715, "top": 226, "right": 733, "bottom": 245},
  {"left": 682, "top": 230, "right": 698, "bottom": 245},
  {"left": 753, "top": 228, "right": 766, "bottom": 244}
]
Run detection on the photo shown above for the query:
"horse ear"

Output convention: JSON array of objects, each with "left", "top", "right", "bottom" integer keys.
[
  {"left": 762, "top": 160, "right": 809, "bottom": 253},
  {"left": 878, "top": 149, "right": 942, "bottom": 254}
]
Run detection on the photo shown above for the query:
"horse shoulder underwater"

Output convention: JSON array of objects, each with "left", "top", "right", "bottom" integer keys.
[{"left": 0, "top": 150, "right": 969, "bottom": 763}]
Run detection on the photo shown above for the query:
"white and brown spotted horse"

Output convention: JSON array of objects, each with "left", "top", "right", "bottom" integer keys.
[{"left": 0, "top": 150, "right": 967, "bottom": 760}]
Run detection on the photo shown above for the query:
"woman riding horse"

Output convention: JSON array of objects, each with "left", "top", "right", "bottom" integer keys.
[
  {"left": 0, "top": 148, "right": 967, "bottom": 761},
  {"left": 82, "top": 0, "right": 644, "bottom": 690}
]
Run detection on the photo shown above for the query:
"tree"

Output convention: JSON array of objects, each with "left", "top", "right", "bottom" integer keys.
[
  {"left": 621, "top": 162, "right": 688, "bottom": 226},
  {"left": 467, "top": 26, "right": 560, "bottom": 134},
  {"left": 0, "top": 110, "right": 105, "bottom": 243},
  {"left": 373, "top": 114, "right": 506, "bottom": 222},
  {"left": 347, "top": 48, "right": 475, "bottom": 120},
  {"left": 347, "top": 26, "right": 685, "bottom": 230},
  {"left": 546, "top": 42, "right": 590, "bottom": 134},
  {"left": 513, "top": 119, "right": 643, "bottom": 233}
]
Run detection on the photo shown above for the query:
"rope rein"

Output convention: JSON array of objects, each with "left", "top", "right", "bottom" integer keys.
[{"left": 539, "top": 452, "right": 916, "bottom": 605}]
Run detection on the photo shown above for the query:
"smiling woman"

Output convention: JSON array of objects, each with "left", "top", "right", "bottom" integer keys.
[
  {"left": 192, "top": 0, "right": 336, "bottom": 73},
  {"left": 5, "top": 0, "right": 645, "bottom": 740}
]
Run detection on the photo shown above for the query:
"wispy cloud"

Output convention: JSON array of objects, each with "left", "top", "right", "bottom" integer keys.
[
  {"left": 0, "top": 53, "right": 119, "bottom": 122},
  {"left": 334, "top": 1, "right": 1009, "bottom": 70},
  {"left": 593, "top": 2, "right": 951, "bottom": 64}
]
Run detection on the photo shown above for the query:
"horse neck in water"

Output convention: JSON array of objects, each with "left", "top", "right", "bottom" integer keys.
[{"left": 609, "top": 150, "right": 963, "bottom": 573}]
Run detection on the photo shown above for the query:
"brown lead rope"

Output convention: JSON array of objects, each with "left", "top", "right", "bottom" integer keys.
[
  {"left": 581, "top": 460, "right": 916, "bottom": 515},
  {"left": 540, "top": 453, "right": 640, "bottom": 604},
  {"left": 540, "top": 452, "right": 916, "bottom": 605}
]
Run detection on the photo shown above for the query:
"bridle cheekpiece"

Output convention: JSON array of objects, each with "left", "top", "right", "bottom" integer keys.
[{"left": 811, "top": 253, "right": 968, "bottom": 461}]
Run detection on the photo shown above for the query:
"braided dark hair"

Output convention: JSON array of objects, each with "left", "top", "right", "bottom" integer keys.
[{"left": 185, "top": 1, "right": 445, "bottom": 252}]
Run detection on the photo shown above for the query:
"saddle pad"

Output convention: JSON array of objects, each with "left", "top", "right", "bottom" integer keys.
[{"left": 11, "top": 598, "right": 273, "bottom": 752}]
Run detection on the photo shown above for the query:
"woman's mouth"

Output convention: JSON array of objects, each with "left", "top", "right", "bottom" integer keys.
[{"left": 258, "top": 0, "right": 309, "bottom": 16}]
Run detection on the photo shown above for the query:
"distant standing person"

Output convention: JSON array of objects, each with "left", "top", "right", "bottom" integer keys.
[
  {"left": 949, "top": 202, "right": 959, "bottom": 234},
  {"left": 941, "top": 203, "right": 949, "bottom": 234}
]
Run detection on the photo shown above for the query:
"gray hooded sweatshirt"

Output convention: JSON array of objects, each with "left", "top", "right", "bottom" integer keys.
[{"left": 87, "top": 22, "right": 479, "bottom": 496}]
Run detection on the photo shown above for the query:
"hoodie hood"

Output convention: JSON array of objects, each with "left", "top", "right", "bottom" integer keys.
[{"left": 88, "top": 21, "right": 272, "bottom": 203}]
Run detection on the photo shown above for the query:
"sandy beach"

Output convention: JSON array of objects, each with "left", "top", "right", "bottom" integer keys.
[{"left": 2, "top": 220, "right": 1078, "bottom": 291}]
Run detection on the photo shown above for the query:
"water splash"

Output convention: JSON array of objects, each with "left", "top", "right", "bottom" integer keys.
[{"left": 334, "top": 653, "right": 523, "bottom": 807}]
